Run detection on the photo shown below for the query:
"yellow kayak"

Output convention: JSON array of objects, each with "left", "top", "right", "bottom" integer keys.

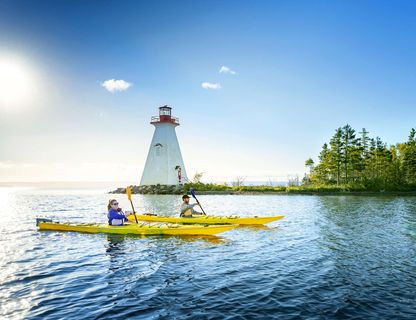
[
  {"left": 37, "top": 219, "right": 236, "bottom": 236},
  {"left": 128, "top": 214, "right": 284, "bottom": 225}
]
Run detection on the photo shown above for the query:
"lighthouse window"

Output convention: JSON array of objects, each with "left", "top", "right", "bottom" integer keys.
[
  {"left": 160, "top": 109, "right": 171, "bottom": 116},
  {"left": 154, "top": 143, "right": 163, "bottom": 156}
]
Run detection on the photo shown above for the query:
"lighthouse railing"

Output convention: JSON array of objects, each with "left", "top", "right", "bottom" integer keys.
[{"left": 151, "top": 116, "right": 180, "bottom": 125}]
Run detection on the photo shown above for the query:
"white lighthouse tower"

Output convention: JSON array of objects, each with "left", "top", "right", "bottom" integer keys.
[{"left": 140, "top": 106, "right": 188, "bottom": 186}]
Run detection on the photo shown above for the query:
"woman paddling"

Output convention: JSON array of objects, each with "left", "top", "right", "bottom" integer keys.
[{"left": 107, "top": 199, "right": 129, "bottom": 226}]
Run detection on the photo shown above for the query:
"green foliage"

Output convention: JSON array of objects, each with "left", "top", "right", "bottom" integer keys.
[
  {"left": 306, "top": 126, "right": 416, "bottom": 191},
  {"left": 184, "top": 182, "right": 232, "bottom": 192},
  {"left": 184, "top": 182, "right": 286, "bottom": 193}
]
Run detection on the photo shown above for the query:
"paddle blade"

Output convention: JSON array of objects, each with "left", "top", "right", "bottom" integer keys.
[
  {"left": 189, "top": 188, "right": 196, "bottom": 198},
  {"left": 126, "top": 186, "right": 132, "bottom": 201}
]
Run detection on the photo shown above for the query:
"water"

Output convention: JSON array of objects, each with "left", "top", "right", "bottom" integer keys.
[{"left": 0, "top": 187, "right": 415, "bottom": 319}]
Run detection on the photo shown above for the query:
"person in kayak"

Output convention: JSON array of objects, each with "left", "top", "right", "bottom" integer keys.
[
  {"left": 107, "top": 199, "right": 129, "bottom": 226},
  {"left": 180, "top": 194, "right": 203, "bottom": 217}
]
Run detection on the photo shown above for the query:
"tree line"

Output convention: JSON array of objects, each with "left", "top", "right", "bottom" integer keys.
[{"left": 304, "top": 125, "right": 416, "bottom": 191}]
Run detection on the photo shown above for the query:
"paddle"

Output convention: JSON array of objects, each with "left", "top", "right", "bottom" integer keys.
[
  {"left": 189, "top": 188, "right": 207, "bottom": 215},
  {"left": 126, "top": 186, "right": 139, "bottom": 223}
]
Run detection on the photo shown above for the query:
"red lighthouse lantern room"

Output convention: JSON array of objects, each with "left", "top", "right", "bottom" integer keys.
[{"left": 151, "top": 105, "right": 180, "bottom": 126}]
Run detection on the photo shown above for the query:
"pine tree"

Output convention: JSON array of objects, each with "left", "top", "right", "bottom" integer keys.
[
  {"left": 313, "top": 143, "right": 330, "bottom": 183},
  {"left": 359, "top": 128, "right": 371, "bottom": 182},
  {"left": 329, "top": 128, "right": 343, "bottom": 185},
  {"left": 359, "top": 128, "right": 371, "bottom": 159},
  {"left": 389, "top": 145, "right": 402, "bottom": 189},
  {"left": 341, "top": 124, "right": 361, "bottom": 184},
  {"left": 305, "top": 158, "right": 314, "bottom": 173},
  {"left": 367, "top": 138, "right": 377, "bottom": 183}
]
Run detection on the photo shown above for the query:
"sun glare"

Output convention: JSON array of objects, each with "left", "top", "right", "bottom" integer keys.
[{"left": 0, "top": 56, "right": 37, "bottom": 112}]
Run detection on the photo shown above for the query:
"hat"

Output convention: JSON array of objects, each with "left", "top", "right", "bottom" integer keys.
[{"left": 182, "top": 194, "right": 190, "bottom": 200}]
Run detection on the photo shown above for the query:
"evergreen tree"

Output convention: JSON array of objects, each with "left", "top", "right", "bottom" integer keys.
[
  {"left": 389, "top": 145, "right": 402, "bottom": 189},
  {"left": 367, "top": 138, "right": 377, "bottom": 183},
  {"left": 313, "top": 143, "right": 330, "bottom": 182},
  {"left": 340, "top": 124, "right": 361, "bottom": 184},
  {"left": 329, "top": 128, "right": 343, "bottom": 185},
  {"left": 359, "top": 128, "right": 371, "bottom": 159},
  {"left": 305, "top": 158, "right": 314, "bottom": 173},
  {"left": 359, "top": 128, "right": 371, "bottom": 182},
  {"left": 303, "top": 158, "right": 315, "bottom": 185}
]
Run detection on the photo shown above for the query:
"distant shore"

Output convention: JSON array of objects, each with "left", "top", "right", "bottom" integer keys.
[{"left": 109, "top": 184, "right": 416, "bottom": 196}]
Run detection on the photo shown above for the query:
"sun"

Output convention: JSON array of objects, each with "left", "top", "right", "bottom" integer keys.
[{"left": 0, "top": 56, "right": 37, "bottom": 111}]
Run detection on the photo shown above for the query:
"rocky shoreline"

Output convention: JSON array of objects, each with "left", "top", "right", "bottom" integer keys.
[{"left": 110, "top": 184, "right": 185, "bottom": 195}]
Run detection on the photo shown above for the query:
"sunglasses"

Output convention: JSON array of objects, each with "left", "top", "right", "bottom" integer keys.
[{"left": 111, "top": 202, "right": 119, "bottom": 205}]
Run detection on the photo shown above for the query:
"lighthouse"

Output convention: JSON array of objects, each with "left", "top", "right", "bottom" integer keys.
[{"left": 140, "top": 106, "right": 188, "bottom": 186}]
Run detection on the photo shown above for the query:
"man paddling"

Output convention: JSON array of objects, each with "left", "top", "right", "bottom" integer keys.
[{"left": 180, "top": 194, "right": 204, "bottom": 217}]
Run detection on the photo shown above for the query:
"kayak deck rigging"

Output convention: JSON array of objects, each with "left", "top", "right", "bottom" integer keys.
[{"left": 127, "top": 214, "right": 284, "bottom": 225}]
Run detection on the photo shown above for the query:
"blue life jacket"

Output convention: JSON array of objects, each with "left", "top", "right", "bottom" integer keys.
[{"left": 108, "top": 209, "right": 128, "bottom": 226}]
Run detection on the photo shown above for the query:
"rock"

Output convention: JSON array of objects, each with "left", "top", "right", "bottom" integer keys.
[{"left": 110, "top": 184, "right": 185, "bottom": 194}]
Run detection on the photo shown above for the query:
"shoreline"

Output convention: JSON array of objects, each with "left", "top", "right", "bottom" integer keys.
[{"left": 110, "top": 188, "right": 416, "bottom": 196}]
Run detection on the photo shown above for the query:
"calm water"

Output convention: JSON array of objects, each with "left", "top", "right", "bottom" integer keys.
[{"left": 0, "top": 187, "right": 415, "bottom": 319}]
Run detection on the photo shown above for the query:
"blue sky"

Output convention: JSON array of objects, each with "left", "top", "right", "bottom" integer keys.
[{"left": 1, "top": 0, "right": 415, "bottom": 182}]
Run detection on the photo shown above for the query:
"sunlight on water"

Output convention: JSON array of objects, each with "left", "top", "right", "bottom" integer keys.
[{"left": 0, "top": 187, "right": 415, "bottom": 319}]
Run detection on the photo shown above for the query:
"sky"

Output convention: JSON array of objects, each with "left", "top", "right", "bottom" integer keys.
[{"left": 0, "top": 0, "right": 416, "bottom": 183}]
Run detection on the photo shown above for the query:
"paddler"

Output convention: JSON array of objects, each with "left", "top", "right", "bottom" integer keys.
[
  {"left": 180, "top": 194, "right": 203, "bottom": 217},
  {"left": 107, "top": 199, "right": 129, "bottom": 226}
]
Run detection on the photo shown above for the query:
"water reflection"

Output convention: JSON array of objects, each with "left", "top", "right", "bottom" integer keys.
[
  {"left": 105, "top": 234, "right": 226, "bottom": 248},
  {"left": 106, "top": 235, "right": 128, "bottom": 250}
]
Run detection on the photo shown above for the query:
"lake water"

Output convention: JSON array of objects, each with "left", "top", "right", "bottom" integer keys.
[{"left": 0, "top": 187, "right": 415, "bottom": 319}]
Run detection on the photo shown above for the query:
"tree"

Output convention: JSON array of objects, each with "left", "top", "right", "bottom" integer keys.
[
  {"left": 341, "top": 124, "right": 361, "bottom": 183},
  {"left": 192, "top": 171, "right": 204, "bottom": 184},
  {"left": 359, "top": 128, "right": 371, "bottom": 160},
  {"left": 309, "top": 143, "right": 330, "bottom": 183},
  {"left": 232, "top": 176, "right": 246, "bottom": 187},
  {"left": 367, "top": 138, "right": 377, "bottom": 182},
  {"left": 389, "top": 145, "right": 402, "bottom": 188},
  {"left": 305, "top": 158, "right": 314, "bottom": 173},
  {"left": 303, "top": 158, "right": 315, "bottom": 185},
  {"left": 358, "top": 128, "right": 371, "bottom": 182},
  {"left": 329, "top": 128, "right": 343, "bottom": 185}
]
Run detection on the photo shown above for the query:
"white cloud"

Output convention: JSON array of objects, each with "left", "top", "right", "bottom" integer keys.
[
  {"left": 201, "top": 82, "right": 221, "bottom": 90},
  {"left": 219, "top": 66, "right": 236, "bottom": 75},
  {"left": 101, "top": 79, "right": 132, "bottom": 92}
]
